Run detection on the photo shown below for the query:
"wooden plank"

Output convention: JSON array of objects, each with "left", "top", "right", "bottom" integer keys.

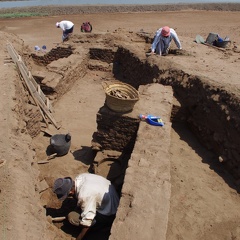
[
  {"left": 7, "top": 43, "right": 53, "bottom": 111},
  {"left": 7, "top": 43, "right": 60, "bottom": 129},
  {"left": 7, "top": 44, "right": 19, "bottom": 63},
  {"left": 29, "top": 69, "right": 53, "bottom": 111},
  {"left": 18, "top": 65, "right": 49, "bottom": 127},
  {"left": 28, "top": 71, "right": 38, "bottom": 89},
  {"left": 47, "top": 99, "right": 53, "bottom": 113},
  {"left": 18, "top": 64, "right": 60, "bottom": 128},
  {"left": 37, "top": 84, "right": 41, "bottom": 94}
]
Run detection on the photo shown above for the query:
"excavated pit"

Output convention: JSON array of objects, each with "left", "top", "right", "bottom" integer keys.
[
  {"left": 28, "top": 34, "right": 240, "bottom": 239},
  {"left": 31, "top": 46, "right": 74, "bottom": 66},
  {"left": 31, "top": 44, "right": 240, "bottom": 180}
]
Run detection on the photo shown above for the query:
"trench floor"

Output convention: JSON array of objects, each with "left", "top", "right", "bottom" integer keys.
[{"left": 34, "top": 66, "right": 240, "bottom": 240}]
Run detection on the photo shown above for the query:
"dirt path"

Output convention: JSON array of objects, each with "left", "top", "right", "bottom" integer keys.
[{"left": 0, "top": 6, "right": 240, "bottom": 240}]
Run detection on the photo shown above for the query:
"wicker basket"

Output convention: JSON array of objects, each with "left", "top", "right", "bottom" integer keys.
[{"left": 102, "top": 81, "right": 139, "bottom": 113}]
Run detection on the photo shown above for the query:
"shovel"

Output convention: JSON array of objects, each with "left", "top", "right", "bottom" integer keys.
[{"left": 37, "top": 153, "right": 57, "bottom": 164}]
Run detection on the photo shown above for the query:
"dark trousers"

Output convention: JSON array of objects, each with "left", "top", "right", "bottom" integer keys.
[{"left": 62, "top": 26, "right": 74, "bottom": 41}]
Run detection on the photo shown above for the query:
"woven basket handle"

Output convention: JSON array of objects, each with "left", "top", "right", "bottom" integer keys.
[
  {"left": 101, "top": 81, "right": 110, "bottom": 90},
  {"left": 102, "top": 80, "right": 121, "bottom": 90}
]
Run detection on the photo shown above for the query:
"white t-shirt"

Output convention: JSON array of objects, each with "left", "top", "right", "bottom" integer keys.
[
  {"left": 59, "top": 20, "right": 74, "bottom": 31},
  {"left": 75, "top": 173, "right": 119, "bottom": 227}
]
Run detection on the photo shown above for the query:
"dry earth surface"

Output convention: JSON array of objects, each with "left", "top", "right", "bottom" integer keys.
[{"left": 0, "top": 4, "right": 240, "bottom": 240}]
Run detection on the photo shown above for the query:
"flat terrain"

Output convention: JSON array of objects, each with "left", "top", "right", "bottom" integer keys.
[{"left": 0, "top": 4, "right": 240, "bottom": 240}]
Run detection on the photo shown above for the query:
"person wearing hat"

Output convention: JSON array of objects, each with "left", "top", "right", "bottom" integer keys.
[
  {"left": 53, "top": 173, "right": 119, "bottom": 240},
  {"left": 56, "top": 20, "right": 74, "bottom": 42},
  {"left": 148, "top": 26, "right": 182, "bottom": 56}
]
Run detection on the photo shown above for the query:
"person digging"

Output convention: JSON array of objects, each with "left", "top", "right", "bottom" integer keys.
[
  {"left": 56, "top": 20, "right": 74, "bottom": 42},
  {"left": 147, "top": 26, "right": 182, "bottom": 56},
  {"left": 52, "top": 173, "right": 119, "bottom": 240}
]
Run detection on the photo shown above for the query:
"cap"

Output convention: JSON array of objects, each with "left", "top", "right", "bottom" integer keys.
[
  {"left": 42, "top": 45, "right": 47, "bottom": 50},
  {"left": 53, "top": 177, "right": 73, "bottom": 200},
  {"left": 34, "top": 45, "right": 40, "bottom": 51},
  {"left": 56, "top": 22, "right": 60, "bottom": 27},
  {"left": 161, "top": 26, "right": 170, "bottom": 37}
]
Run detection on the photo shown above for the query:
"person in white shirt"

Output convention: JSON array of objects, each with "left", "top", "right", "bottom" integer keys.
[
  {"left": 149, "top": 26, "right": 182, "bottom": 56},
  {"left": 56, "top": 20, "right": 74, "bottom": 42},
  {"left": 53, "top": 173, "right": 119, "bottom": 240}
]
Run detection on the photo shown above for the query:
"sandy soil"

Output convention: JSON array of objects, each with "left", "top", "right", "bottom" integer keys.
[{"left": 0, "top": 4, "right": 240, "bottom": 240}]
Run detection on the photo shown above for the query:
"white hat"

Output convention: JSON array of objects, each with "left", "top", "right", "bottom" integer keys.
[
  {"left": 34, "top": 45, "right": 40, "bottom": 51},
  {"left": 56, "top": 22, "right": 60, "bottom": 27}
]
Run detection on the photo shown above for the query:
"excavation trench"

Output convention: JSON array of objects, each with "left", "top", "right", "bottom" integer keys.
[
  {"left": 33, "top": 44, "right": 240, "bottom": 180},
  {"left": 29, "top": 40, "right": 240, "bottom": 239}
]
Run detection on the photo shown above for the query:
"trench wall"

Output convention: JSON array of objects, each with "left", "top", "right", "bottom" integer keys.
[
  {"left": 29, "top": 27, "right": 240, "bottom": 181},
  {"left": 110, "top": 84, "right": 173, "bottom": 240},
  {"left": 25, "top": 41, "right": 240, "bottom": 239},
  {"left": 112, "top": 46, "right": 240, "bottom": 181},
  {"left": 31, "top": 46, "right": 89, "bottom": 100},
  {"left": 31, "top": 46, "right": 74, "bottom": 66},
  {"left": 92, "top": 107, "right": 139, "bottom": 152}
]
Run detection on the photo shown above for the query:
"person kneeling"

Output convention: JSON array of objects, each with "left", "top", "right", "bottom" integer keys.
[{"left": 147, "top": 26, "right": 182, "bottom": 56}]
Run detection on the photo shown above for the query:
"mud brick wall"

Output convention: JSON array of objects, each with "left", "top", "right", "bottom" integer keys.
[
  {"left": 113, "top": 46, "right": 159, "bottom": 89},
  {"left": 88, "top": 59, "right": 112, "bottom": 72},
  {"left": 92, "top": 107, "right": 139, "bottom": 152},
  {"left": 31, "top": 46, "right": 73, "bottom": 66},
  {"left": 89, "top": 48, "right": 115, "bottom": 64}
]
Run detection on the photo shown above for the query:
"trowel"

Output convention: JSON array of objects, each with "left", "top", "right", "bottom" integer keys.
[{"left": 37, "top": 153, "right": 57, "bottom": 164}]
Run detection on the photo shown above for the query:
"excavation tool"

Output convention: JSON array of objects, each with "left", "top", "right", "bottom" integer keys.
[
  {"left": 47, "top": 216, "right": 66, "bottom": 223},
  {"left": 37, "top": 153, "right": 57, "bottom": 164},
  {"left": 195, "top": 34, "right": 226, "bottom": 52},
  {"left": 51, "top": 216, "right": 66, "bottom": 222}
]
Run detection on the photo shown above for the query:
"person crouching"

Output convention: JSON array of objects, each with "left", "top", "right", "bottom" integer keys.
[
  {"left": 52, "top": 173, "right": 119, "bottom": 240},
  {"left": 149, "top": 26, "right": 182, "bottom": 56}
]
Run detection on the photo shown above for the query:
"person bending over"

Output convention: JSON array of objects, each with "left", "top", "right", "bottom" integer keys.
[
  {"left": 53, "top": 173, "right": 119, "bottom": 240},
  {"left": 56, "top": 20, "right": 74, "bottom": 42},
  {"left": 149, "top": 26, "right": 182, "bottom": 56}
]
